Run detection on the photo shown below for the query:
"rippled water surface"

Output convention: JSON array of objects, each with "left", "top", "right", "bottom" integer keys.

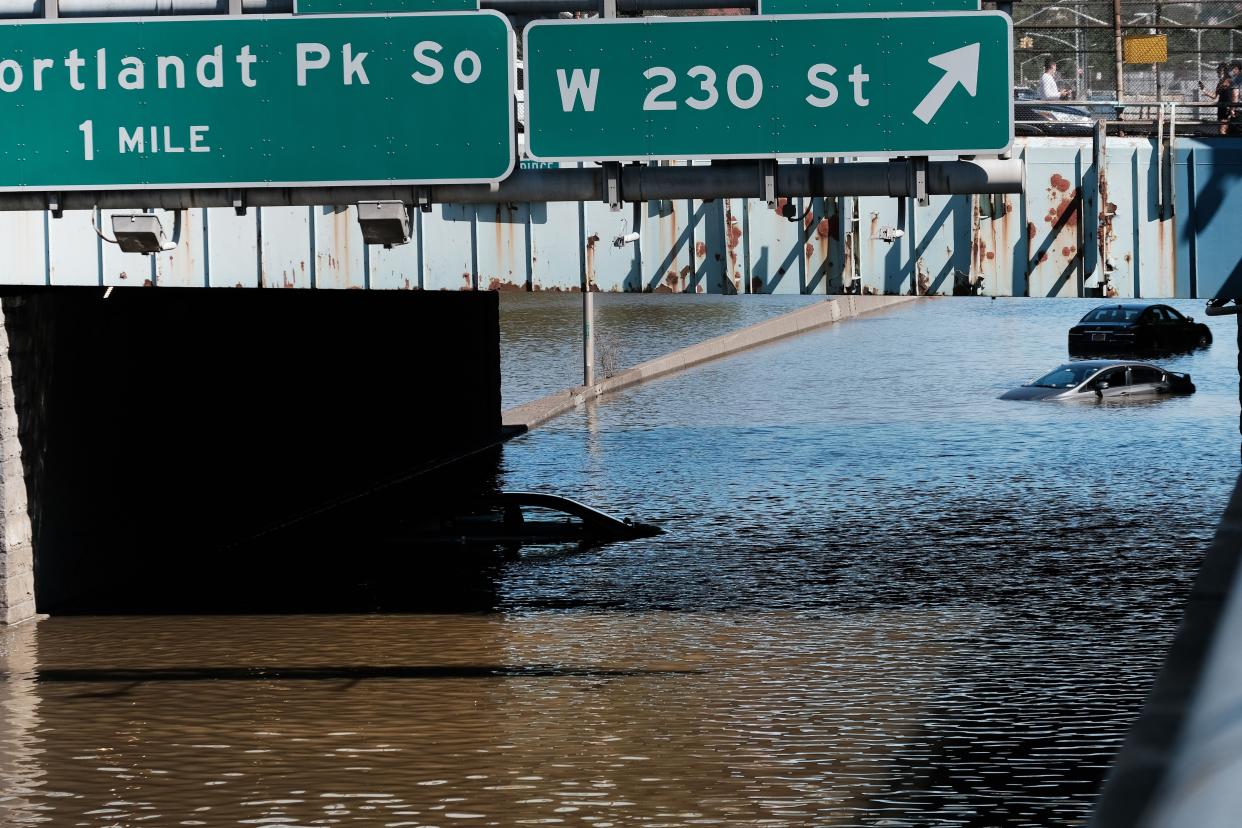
[{"left": 2, "top": 297, "right": 1238, "bottom": 827}]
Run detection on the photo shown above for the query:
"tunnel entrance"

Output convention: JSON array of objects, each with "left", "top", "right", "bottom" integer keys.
[{"left": 0, "top": 286, "right": 503, "bottom": 615}]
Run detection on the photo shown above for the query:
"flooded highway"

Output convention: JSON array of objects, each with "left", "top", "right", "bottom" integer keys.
[{"left": 2, "top": 297, "right": 1238, "bottom": 827}]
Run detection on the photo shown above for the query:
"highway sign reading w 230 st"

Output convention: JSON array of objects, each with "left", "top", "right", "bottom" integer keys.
[
  {"left": 0, "top": 12, "right": 514, "bottom": 191},
  {"left": 524, "top": 12, "right": 1012, "bottom": 162}
]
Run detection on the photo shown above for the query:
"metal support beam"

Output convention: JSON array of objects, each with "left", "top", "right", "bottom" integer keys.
[
  {"left": 761, "top": 160, "right": 777, "bottom": 209},
  {"left": 0, "top": 159, "right": 1023, "bottom": 213}
]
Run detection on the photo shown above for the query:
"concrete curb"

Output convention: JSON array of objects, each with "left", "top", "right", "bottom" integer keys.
[{"left": 503, "top": 294, "right": 922, "bottom": 433}]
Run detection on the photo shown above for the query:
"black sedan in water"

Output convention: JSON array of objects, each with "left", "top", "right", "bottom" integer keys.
[{"left": 1068, "top": 303, "right": 1212, "bottom": 355}]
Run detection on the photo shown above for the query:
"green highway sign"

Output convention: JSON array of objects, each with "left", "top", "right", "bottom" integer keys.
[
  {"left": 0, "top": 12, "right": 514, "bottom": 191},
  {"left": 524, "top": 12, "right": 1012, "bottom": 162},
  {"left": 759, "top": 0, "right": 976, "bottom": 14}
]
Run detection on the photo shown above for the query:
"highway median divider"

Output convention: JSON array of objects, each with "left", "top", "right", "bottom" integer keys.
[{"left": 503, "top": 293, "right": 921, "bottom": 434}]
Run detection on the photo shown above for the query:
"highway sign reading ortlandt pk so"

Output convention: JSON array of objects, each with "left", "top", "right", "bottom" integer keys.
[
  {"left": 0, "top": 12, "right": 514, "bottom": 191},
  {"left": 524, "top": 12, "right": 1012, "bottom": 162}
]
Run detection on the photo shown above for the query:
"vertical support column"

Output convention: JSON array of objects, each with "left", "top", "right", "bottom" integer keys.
[
  {"left": 1113, "top": 0, "right": 1124, "bottom": 99},
  {"left": 0, "top": 304, "right": 35, "bottom": 626}
]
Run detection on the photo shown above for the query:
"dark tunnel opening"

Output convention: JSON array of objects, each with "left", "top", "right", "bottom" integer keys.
[{"left": 0, "top": 286, "right": 506, "bottom": 615}]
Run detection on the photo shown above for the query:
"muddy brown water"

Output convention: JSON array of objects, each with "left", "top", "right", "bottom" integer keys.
[{"left": 2, "top": 297, "right": 1238, "bottom": 827}]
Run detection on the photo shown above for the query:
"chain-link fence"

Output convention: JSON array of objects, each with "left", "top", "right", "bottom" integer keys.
[{"left": 1012, "top": 0, "right": 1242, "bottom": 107}]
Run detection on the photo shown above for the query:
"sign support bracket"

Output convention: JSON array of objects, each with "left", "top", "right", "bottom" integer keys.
[
  {"left": 603, "top": 162, "right": 621, "bottom": 211},
  {"left": 911, "top": 157, "right": 930, "bottom": 207},
  {"left": 46, "top": 193, "right": 61, "bottom": 219},
  {"left": 230, "top": 190, "right": 247, "bottom": 216},
  {"left": 761, "top": 159, "right": 777, "bottom": 209}
]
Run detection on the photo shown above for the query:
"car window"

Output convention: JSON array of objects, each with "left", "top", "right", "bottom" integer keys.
[
  {"left": 521, "top": 506, "right": 583, "bottom": 525},
  {"left": 1094, "top": 367, "right": 1128, "bottom": 388},
  {"left": 1161, "top": 306, "right": 1186, "bottom": 321},
  {"left": 1151, "top": 307, "right": 1171, "bottom": 322},
  {"left": 1082, "top": 307, "right": 1121, "bottom": 322},
  {"left": 1032, "top": 364, "right": 1099, "bottom": 388},
  {"left": 1131, "top": 367, "right": 1163, "bottom": 384}
]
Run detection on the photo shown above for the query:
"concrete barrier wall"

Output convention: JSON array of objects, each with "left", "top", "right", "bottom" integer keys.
[{"left": 503, "top": 294, "right": 919, "bottom": 432}]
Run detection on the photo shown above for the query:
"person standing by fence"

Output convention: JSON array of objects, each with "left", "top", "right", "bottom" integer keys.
[
  {"left": 1200, "top": 63, "right": 1234, "bottom": 135},
  {"left": 1038, "top": 58, "right": 1072, "bottom": 100}
]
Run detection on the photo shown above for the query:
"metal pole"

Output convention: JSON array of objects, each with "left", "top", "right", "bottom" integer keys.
[
  {"left": 1114, "top": 0, "right": 1125, "bottom": 99},
  {"left": 582, "top": 0, "right": 618, "bottom": 387}
]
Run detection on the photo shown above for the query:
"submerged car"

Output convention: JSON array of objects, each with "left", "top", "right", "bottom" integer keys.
[
  {"left": 1068, "top": 303, "right": 1212, "bottom": 354},
  {"left": 388, "top": 492, "right": 663, "bottom": 550},
  {"left": 1000, "top": 360, "right": 1195, "bottom": 401}
]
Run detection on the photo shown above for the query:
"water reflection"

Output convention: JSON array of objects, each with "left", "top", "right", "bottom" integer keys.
[{"left": 0, "top": 297, "right": 1237, "bottom": 827}]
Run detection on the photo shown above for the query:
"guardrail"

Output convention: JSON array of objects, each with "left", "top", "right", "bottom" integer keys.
[{"left": 1016, "top": 99, "right": 1236, "bottom": 137}]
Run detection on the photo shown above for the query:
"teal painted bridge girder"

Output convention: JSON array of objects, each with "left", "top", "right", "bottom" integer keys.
[{"left": 0, "top": 136, "right": 1237, "bottom": 298}]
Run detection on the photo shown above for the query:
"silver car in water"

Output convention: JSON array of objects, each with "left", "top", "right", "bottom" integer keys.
[{"left": 1000, "top": 360, "right": 1195, "bottom": 401}]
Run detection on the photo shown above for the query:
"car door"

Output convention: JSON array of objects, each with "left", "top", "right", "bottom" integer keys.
[
  {"left": 1127, "top": 366, "right": 1165, "bottom": 395},
  {"left": 1136, "top": 307, "right": 1161, "bottom": 348},
  {"left": 1082, "top": 367, "right": 1129, "bottom": 399},
  {"left": 1158, "top": 305, "right": 1193, "bottom": 347}
]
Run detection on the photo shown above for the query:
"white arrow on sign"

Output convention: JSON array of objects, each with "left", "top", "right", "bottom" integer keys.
[{"left": 912, "top": 42, "right": 980, "bottom": 125}]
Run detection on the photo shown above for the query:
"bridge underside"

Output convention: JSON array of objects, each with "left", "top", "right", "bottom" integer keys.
[
  {"left": 0, "top": 287, "right": 502, "bottom": 620},
  {"left": 0, "top": 137, "right": 1238, "bottom": 298}
]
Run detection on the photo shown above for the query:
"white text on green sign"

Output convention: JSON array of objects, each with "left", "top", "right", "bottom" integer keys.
[
  {"left": 0, "top": 13, "right": 514, "bottom": 190},
  {"left": 524, "top": 13, "right": 1013, "bottom": 162}
]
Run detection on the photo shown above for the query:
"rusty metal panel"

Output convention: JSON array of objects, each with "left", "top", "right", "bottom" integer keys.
[
  {"left": 855, "top": 195, "right": 912, "bottom": 295},
  {"left": 721, "top": 197, "right": 746, "bottom": 294},
  {"left": 971, "top": 189, "right": 1024, "bottom": 297},
  {"left": 911, "top": 192, "right": 970, "bottom": 296},
  {"left": 153, "top": 210, "right": 207, "bottom": 288},
  {"left": 641, "top": 160, "right": 693, "bottom": 293},
  {"left": 800, "top": 196, "right": 843, "bottom": 294},
  {"left": 476, "top": 203, "right": 530, "bottom": 292},
  {"left": 529, "top": 200, "right": 582, "bottom": 291},
  {"left": 367, "top": 212, "right": 421, "bottom": 290},
  {"left": 1024, "top": 139, "right": 1085, "bottom": 298},
  {"left": 1093, "top": 140, "right": 1134, "bottom": 298},
  {"left": 690, "top": 197, "right": 728, "bottom": 294},
  {"left": 259, "top": 207, "right": 312, "bottom": 289},
  {"left": 582, "top": 200, "right": 637, "bottom": 292},
  {"left": 422, "top": 204, "right": 476, "bottom": 290},
  {"left": 206, "top": 208, "right": 261, "bottom": 289},
  {"left": 1134, "top": 141, "right": 1178, "bottom": 299},
  {"left": 746, "top": 195, "right": 807, "bottom": 294},
  {"left": 642, "top": 196, "right": 693, "bottom": 294},
  {"left": 47, "top": 210, "right": 100, "bottom": 286},
  {"left": 101, "top": 209, "right": 155, "bottom": 288},
  {"left": 0, "top": 211, "right": 47, "bottom": 285},
  {"left": 313, "top": 205, "right": 366, "bottom": 290}
]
